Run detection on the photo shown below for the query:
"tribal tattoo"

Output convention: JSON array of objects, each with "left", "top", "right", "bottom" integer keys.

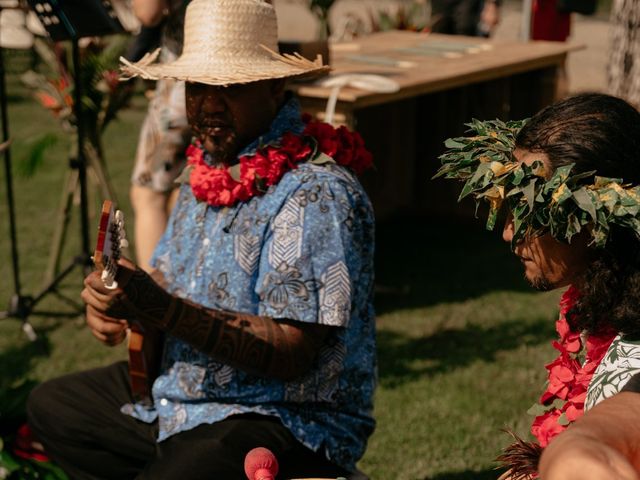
[{"left": 110, "top": 267, "right": 328, "bottom": 380}]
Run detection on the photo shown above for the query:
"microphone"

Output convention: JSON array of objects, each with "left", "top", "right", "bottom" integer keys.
[{"left": 244, "top": 447, "right": 279, "bottom": 480}]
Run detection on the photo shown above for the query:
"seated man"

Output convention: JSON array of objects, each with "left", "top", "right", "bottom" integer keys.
[
  {"left": 27, "top": 1, "right": 376, "bottom": 478},
  {"left": 436, "top": 92, "right": 640, "bottom": 479}
]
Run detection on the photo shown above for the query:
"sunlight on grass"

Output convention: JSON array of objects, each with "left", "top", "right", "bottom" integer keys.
[{"left": 364, "top": 291, "right": 559, "bottom": 479}]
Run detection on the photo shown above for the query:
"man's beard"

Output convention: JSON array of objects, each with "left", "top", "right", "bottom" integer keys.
[
  {"left": 209, "top": 142, "right": 237, "bottom": 165},
  {"left": 195, "top": 126, "right": 239, "bottom": 165},
  {"left": 527, "top": 274, "right": 555, "bottom": 292}
]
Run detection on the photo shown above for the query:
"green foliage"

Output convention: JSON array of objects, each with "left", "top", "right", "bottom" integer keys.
[
  {"left": 435, "top": 119, "right": 640, "bottom": 248},
  {"left": 18, "top": 35, "right": 132, "bottom": 176},
  {"left": 16, "top": 134, "right": 58, "bottom": 178},
  {"left": 0, "top": 450, "right": 68, "bottom": 480}
]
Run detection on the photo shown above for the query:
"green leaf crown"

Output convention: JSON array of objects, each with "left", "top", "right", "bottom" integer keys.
[{"left": 434, "top": 119, "right": 640, "bottom": 248}]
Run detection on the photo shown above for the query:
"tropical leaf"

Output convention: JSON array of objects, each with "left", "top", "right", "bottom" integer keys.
[
  {"left": 16, "top": 134, "right": 59, "bottom": 178},
  {"left": 435, "top": 118, "right": 640, "bottom": 249}
]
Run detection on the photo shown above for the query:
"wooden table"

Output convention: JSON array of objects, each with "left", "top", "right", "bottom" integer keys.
[{"left": 293, "top": 31, "right": 580, "bottom": 218}]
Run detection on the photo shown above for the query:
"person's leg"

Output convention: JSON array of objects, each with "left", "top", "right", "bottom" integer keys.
[
  {"left": 139, "top": 414, "right": 350, "bottom": 480},
  {"left": 27, "top": 362, "right": 157, "bottom": 480}
]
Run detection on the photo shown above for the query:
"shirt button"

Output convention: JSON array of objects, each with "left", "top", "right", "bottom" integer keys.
[
  {"left": 190, "top": 280, "right": 196, "bottom": 289},
  {"left": 159, "top": 398, "right": 168, "bottom": 406},
  {"left": 203, "top": 238, "right": 210, "bottom": 246}
]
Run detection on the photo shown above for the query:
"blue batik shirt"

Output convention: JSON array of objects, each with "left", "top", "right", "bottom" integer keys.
[{"left": 123, "top": 98, "right": 377, "bottom": 470}]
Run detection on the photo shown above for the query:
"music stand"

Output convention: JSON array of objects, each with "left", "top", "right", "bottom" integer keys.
[{"left": 0, "top": 0, "right": 125, "bottom": 339}]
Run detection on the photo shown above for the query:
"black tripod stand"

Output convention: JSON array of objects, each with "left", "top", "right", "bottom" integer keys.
[{"left": 0, "top": 0, "right": 124, "bottom": 338}]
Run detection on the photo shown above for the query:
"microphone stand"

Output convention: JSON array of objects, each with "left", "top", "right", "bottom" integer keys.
[
  {"left": 0, "top": 0, "right": 125, "bottom": 339},
  {"left": 0, "top": 3, "right": 37, "bottom": 339}
]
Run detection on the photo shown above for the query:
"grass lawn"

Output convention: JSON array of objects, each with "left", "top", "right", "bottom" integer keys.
[{"left": 0, "top": 54, "right": 561, "bottom": 480}]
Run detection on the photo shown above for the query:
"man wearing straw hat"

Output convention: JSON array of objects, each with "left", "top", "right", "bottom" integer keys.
[{"left": 27, "top": 1, "right": 376, "bottom": 478}]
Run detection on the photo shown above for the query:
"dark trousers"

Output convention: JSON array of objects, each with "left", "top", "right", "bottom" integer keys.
[{"left": 27, "top": 362, "right": 349, "bottom": 480}]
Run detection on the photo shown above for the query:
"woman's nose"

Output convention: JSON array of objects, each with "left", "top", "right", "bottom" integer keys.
[{"left": 502, "top": 213, "right": 514, "bottom": 244}]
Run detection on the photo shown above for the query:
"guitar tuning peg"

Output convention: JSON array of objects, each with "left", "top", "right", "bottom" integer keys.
[
  {"left": 120, "top": 239, "right": 129, "bottom": 249},
  {"left": 101, "top": 269, "right": 118, "bottom": 290},
  {"left": 115, "top": 210, "right": 124, "bottom": 223}
]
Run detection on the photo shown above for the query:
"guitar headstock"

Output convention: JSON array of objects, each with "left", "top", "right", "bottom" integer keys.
[{"left": 93, "top": 200, "right": 128, "bottom": 289}]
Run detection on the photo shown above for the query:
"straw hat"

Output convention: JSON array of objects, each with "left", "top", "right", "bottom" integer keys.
[{"left": 120, "top": 0, "right": 329, "bottom": 86}]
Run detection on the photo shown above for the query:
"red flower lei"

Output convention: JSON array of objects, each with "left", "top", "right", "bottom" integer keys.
[
  {"left": 185, "top": 116, "right": 373, "bottom": 207},
  {"left": 530, "top": 285, "right": 616, "bottom": 447}
]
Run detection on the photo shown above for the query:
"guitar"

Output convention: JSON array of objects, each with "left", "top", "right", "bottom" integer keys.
[{"left": 93, "top": 200, "right": 162, "bottom": 405}]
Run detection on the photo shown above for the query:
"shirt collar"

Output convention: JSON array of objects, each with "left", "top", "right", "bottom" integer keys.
[{"left": 239, "top": 95, "right": 305, "bottom": 157}]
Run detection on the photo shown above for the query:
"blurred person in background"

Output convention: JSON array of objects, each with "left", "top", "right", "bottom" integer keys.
[
  {"left": 430, "top": 0, "right": 501, "bottom": 37},
  {"left": 129, "top": 0, "right": 191, "bottom": 272},
  {"left": 530, "top": 0, "right": 571, "bottom": 98}
]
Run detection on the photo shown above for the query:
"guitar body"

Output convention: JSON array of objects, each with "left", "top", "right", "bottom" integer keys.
[
  {"left": 93, "top": 200, "right": 163, "bottom": 405},
  {"left": 127, "top": 323, "right": 164, "bottom": 405}
]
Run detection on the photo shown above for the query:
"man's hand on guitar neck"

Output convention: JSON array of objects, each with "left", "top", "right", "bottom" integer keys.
[{"left": 82, "top": 257, "right": 142, "bottom": 346}]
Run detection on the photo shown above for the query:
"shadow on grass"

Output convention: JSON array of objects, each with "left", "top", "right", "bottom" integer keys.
[
  {"left": 375, "top": 214, "right": 528, "bottom": 314},
  {"left": 425, "top": 468, "right": 498, "bottom": 480},
  {"left": 0, "top": 325, "right": 54, "bottom": 432},
  {"left": 0, "top": 323, "right": 53, "bottom": 392},
  {"left": 378, "top": 318, "right": 555, "bottom": 388}
]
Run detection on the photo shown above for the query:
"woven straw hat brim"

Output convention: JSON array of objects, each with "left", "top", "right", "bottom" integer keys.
[
  {"left": 120, "top": 0, "right": 330, "bottom": 86},
  {"left": 121, "top": 46, "right": 330, "bottom": 86}
]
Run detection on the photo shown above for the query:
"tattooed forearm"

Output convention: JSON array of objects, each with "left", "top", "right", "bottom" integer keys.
[
  {"left": 168, "top": 304, "right": 324, "bottom": 380},
  {"left": 113, "top": 267, "right": 327, "bottom": 380}
]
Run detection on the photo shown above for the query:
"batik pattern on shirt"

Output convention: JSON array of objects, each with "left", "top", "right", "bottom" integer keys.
[{"left": 123, "top": 99, "right": 377, "bottom": 471}]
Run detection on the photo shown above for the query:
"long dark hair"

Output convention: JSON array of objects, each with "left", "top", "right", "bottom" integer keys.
[{"left": 515, "top": 93, "right": 640, "bottom": 336}]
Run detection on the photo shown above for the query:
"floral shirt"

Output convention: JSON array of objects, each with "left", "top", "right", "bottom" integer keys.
[
  {"left": 586, "top": 334, "right": 640, "bottom": 410},
  {"left": 123, "top": 98, "right": 377, "bottom": 470}
]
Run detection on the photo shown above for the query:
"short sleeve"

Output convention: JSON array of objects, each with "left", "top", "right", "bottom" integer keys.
[{"left": 255, "top": 172, "right": 372, "bottom": 327}]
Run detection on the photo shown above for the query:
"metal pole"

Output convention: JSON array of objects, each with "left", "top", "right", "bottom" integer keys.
[
  {"left": 71, "top": 38, "right": 91, "bottom": 263},
  {"left": 521, "top": 0, "right": 533, "bottom": 41},
  {"left": 0, "top": 9, "right": 22, "bottom": 299}
]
